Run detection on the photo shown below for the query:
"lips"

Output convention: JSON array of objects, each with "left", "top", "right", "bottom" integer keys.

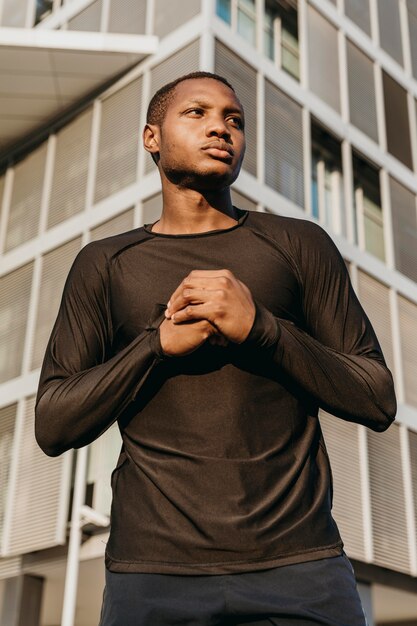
[{"left": 201, "top": 141, "right": 234, "bottom": 157}]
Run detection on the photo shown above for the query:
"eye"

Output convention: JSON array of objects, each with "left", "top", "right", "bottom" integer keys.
[
  {"left": 185, "top": 107, "right": 204, "bottom": 116},
  {"left": 228, "top": 115, "right": 244, "bottom": 129}
]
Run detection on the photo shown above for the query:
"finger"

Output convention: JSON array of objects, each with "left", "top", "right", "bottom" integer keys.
[
  {"left": 166, "top": 288, "right": 220, "bottom": 318},
  {"left": 171, "top": 303, "right": 216, "bottom": 326},
  {"left": 167, "top": 270, "right": 236, "bottom": 307}
]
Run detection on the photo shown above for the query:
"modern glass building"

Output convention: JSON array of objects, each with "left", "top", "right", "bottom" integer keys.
[{"left": 0, "top": 0, "right": 417, "bottom": 624}]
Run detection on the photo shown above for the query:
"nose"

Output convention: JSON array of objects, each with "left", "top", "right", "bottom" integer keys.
[{"left": 205, "top": 114, "right": 231, "bottom": 140}]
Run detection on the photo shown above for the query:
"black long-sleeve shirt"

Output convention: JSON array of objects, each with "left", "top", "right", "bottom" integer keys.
[{"left": 35, "top": 207, "right": 397, "bottom": 574}]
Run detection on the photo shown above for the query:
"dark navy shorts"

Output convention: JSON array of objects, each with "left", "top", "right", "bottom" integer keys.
[{"left": 98, "top": 552, "right": 367, "bottom": 625}]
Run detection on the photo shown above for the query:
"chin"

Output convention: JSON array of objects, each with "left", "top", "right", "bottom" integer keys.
[{"left": 165, "top": 164, "right": 240, "bottom": 190}]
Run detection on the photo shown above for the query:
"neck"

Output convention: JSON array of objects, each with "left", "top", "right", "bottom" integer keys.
[{"left": 151, "top": 174, "right": 238, "bottom": 235}]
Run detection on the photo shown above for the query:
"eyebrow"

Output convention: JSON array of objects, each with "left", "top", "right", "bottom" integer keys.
[{"left": 183, "top": 98, "right": 244, "bottom": 117}]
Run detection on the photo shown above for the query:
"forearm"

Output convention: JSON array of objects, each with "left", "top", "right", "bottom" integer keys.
[
  {"left": 35, "top": 327, "right": 164, "bottom": 457},
  {"left": 245, "top": 300, "right": 397, "bottom": 431}
]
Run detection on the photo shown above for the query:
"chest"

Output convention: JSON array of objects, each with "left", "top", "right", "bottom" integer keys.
[{"left": 108, "top": 234, "right": 303, "bottom": 346}]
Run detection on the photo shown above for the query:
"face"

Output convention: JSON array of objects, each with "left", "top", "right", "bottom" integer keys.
[{"left": 144, "top": 78, "right": 246, "bottom": 191}]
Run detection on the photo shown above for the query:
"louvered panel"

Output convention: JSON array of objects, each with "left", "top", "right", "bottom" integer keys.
[
  {"left": 0, "top": 0, "right": 28, "bottom": 26},
  {"left": 108, "top": 0, "right": 146, "bottom": 33},
  {"left": 0, "top": 262, "right": 33, "bottom": 383},
  {"left": 0, "top": 556, "right": 21, "bottom": 579},
  {"left": 31, "top": 238, "right": 82, "bottom": 370},
  {"left": 142, "top": 194, "right": 162, "bottom": 225},
  {"left": 398, "top": 295, "right": 417, "bottom": 408},
  {"left": 48, "top": 108, "right": 92, "bottom": 229},
  {"left": 0, "top": 175, "right": 4, "bottom": 215},
  {"left": 215, "top": 41, "right": 257, "bottom": 177},
  {"left": 87, "top": 422, "right": 122, "bottom": 516},
  {"left": 346, "top": 40, "right": 378, "bottom": 143},
  {"left": 345, "top": 0, "right": 371, "bottom": 36},
  {"left": 0, "top": 404, "right": 16, "bottom": 547},
  {"left": 408, "top": 429, "right": 417, "bottom": 544},
  {"left": 145, "top": 41, "right": 200, "bottom": 173},
  {"left": 378, "top": 0, "right": 403, "bottom": 66},
  {"left": 368, "top": 423, "right": 410, "bottom": 573},
  {"left": 154, "top": 0, "right": 200, "bottom": 38},
  {"left": 318, "top": 410, "right": 365, "bottom": 560},
  {"left": 356, "top": 270, "right": 395, "bottom": 380},
  {"left": 389, "top": 175, "right": 417, "bottom": 283},
  {"left": 264, "top": 79, "right": 304, "bottom": 208},
  {"left": 67, "top": 0, "right": 102, "bottom": 31},
  {"left": 408, "top": 1, "right": 417, "bottom": 81},
  {"left": 5, "top": 397, "right": 72, "bottom": 556},
  {"left": 95, "top": 77, "right": 142, "bottom": 202},
  {"left": 5, "top": 144, "right": 47, "bottom": 252},
  {"left": 90, "top": 208, "right": 134, "bottom": 241},
  {"left": 307, "top": 5, "right": 340, "bottom": 113},
  {"left": 231, "top": 188, "right": 257, "bottom": 211}
]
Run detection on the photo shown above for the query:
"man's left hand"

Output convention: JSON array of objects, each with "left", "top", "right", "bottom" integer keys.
[{"left": 165, "top": 269, "right": 256, "bottom": 344}]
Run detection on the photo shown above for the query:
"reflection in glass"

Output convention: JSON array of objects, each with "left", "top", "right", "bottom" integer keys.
[
  {"left": 35, "top": 0, "right": 54, "bottom": 24},
  {"left": 352, "top": 152, "right": 385, "bottom": 262}
]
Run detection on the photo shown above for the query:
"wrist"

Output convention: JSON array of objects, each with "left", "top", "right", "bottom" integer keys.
[{"left": 243, "top": 299, "right": 281, "bottom": 349}]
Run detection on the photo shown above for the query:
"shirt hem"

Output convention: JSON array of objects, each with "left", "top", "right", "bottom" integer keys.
[{"left": 104, "top": 543, "right": 344, "bottom": 575}]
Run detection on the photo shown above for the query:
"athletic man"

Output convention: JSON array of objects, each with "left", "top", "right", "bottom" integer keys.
[{"left": 35, "top": 71, "right": 397, "bottom": 625}]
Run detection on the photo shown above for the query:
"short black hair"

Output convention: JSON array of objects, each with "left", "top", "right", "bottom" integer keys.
[{"left": 146, "top": 71, "right": 237, "bottom": 127}]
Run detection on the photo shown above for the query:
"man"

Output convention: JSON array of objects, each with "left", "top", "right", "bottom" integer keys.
[{"left": 35, "top": 71, "right": 397, "bottom": 625}]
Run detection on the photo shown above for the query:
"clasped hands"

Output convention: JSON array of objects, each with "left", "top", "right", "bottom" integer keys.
[{"left": 158, "top": 269, "right": 256, "bottom": 357}]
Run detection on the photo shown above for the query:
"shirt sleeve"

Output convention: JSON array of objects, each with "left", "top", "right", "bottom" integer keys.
[
  {"left": 34, "top": 241, "right": 167, "bottom": 458},
  {"left": 243, "top": 220, "right": 397, "bottom": 432}
]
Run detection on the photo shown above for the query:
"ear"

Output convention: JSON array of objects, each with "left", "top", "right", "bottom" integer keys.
[{"left": 143, "top": 124, "right": 160, "bottom": 164}]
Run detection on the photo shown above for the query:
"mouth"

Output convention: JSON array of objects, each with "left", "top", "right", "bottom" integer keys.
[{"left": 201, "top": 141, "right": 234, "bottom": 160}]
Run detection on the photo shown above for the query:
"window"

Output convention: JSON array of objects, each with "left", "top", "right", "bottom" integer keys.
[
  {"left": 368, "top": 424, "right": 409, "bottom": 574},
  {"left": 35, "top": 0, "right": 54, "bottom": 24},
  {"left": 216, "top": 0, "right": 299, "bottom": 77},
  {"left": 0, "top": 405, "right": 16, "bottom": 542},
  {"left": 311, "top": 122, "right": 345, "bottom": 236},
  {"left": 48, "top": 108, "right": 92, "bottom": 228},
  {"left": 408, "top": 1, "right": 417, "bottom": 81},
  {"left": 307, "top": 5, "right": 340, "bottom": 113},
  {"left": 352, "top": 152, "right": 384, "bottom": 262},
  {"left": 31, "top": 238, "right": 82, "bottom": 370},
  {"left": 346, "top": 40, "right": 378, "bottom": 143},
  {"left": 95, "top": 78, "right": 143, "bottom": 202},
  {"left": 382, "top": 70, "right": 413, "bottom": 170},
  {"left": 237, "top": 0, "right": 256, "bottom": 46},
  {"left": 5, "top": 143, "right": 47, "bottom": 252},
  {"left": 216, "top": 0, "right": 231, "bottom": 23},
  {"left": 265, "top": 79, "right": 304, "bottom": 207},
  {"left": 215, "top": 41, "right": 257, "bottom": 176},
  {"left": 0, "top": 262, "right": 33, "bottom": 383},
  {"left": 378, "top": 0, "right": 403, "bottom": 67},
  {"left": 264, "top": 0, "right": 299, "bottom": 80},
  {"left": 344, "top": 0, "right": 371, "bottom": 36},
  {"left": 389, "top": 176, "right": 417, "bottom": 283},
  {"left": 216, "top": 0, "right": 256, "bottom": 46}
]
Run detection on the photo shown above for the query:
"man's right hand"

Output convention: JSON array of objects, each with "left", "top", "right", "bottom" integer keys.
[{"left": 159, "top": 317, "right": 226, "bottom": 356}]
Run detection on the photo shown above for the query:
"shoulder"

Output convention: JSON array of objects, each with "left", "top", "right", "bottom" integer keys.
[
  {"left": 244, "top": 209, "right": 332, "bottom": 249},
  {"left": 244, "top": 210, "right": 345, "bottom": 276},
  {"left": 72, "top": 226, "right": 151, "bottom": 271},
  {"left": 65, "top": 227, "right": 145, "bottom": 286}
]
